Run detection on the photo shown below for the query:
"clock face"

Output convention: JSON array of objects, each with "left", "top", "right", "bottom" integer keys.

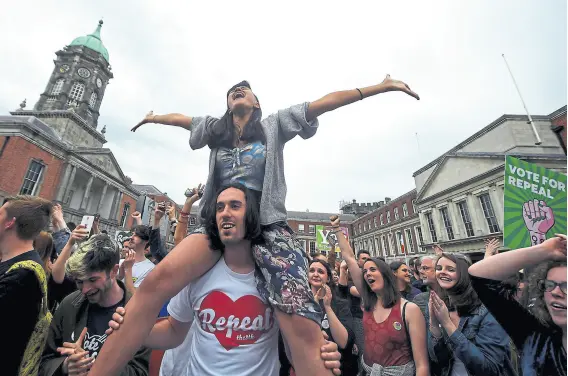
[
  {"left": 96, "top": 78, "right": 103, "bottom": 88},
  {"left": 77, "top": 67, "right": 91, "bottom": 78},
  {"left": 59, "top": 65, "right": 70, "bottom": 73}
]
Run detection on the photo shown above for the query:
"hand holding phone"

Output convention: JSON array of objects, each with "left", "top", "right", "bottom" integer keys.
[{"left": 80, "top": 215, "right": 95, "bottom": 233}]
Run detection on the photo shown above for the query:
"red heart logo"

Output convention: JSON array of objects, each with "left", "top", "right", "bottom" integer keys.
[{"left": 198, "top": 291, "right": 274, "bottom": 351}]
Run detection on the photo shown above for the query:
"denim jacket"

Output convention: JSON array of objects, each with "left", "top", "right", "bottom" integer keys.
[{"left": 427, "top": 304, "right": 517, "bottom": 376}]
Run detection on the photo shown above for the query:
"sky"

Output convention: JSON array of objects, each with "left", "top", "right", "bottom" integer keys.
[{"left": 1, "top": 1, "right": 566, "bottom": 212}]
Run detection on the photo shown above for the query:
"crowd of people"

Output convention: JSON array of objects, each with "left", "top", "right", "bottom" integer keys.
[{"left": 0, "top": 77, "right": 565, "bottom": 376}]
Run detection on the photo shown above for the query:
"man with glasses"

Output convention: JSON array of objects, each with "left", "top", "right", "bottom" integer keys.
[{"left": 412, "top": 254, "right": 438, "bottom": 318}]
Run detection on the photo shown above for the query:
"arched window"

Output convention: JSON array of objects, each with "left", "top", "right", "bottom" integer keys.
[
  {"left": 69, "top": 82, "right": 85, "bottom": 102},
  {"left": 89, "top": 92, "right": 98, "bottom": 109},
  {"left": 51, "top": 79, "right": 64, "bottom": 95}
]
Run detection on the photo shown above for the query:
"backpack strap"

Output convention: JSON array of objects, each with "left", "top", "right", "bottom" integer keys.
[
  {"left": 402, "top": 301, "right": 413, "bottom": 353},
  {"left": 7, "top": 260, "right": 49, "bottom": 311}
]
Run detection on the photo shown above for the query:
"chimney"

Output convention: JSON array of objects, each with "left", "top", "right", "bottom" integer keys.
[
  {"left": 385, "top": 197, "right": 392, "bottom": 203},
  {"left": 379, "top": 201, "right": 384, "bottom": 207},
  {"left": 352, "top": 199, "right": 357, "bottom": 204}
]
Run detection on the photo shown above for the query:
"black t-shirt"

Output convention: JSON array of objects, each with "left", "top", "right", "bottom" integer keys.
[
  {"left": 0, "top": 250, "right": 43, "bottom": 376},
  {"left": 319, "top": 298, "right": 359, "bottom": 376},
  {"left": 85, "top": 297, "right": 125, "bottom": 359},
  {"left": 471, "top": 275, "right": 567, "bottom": 376},
  {"left": 338, "top": 282, "right": 363, "bottom": 319}
]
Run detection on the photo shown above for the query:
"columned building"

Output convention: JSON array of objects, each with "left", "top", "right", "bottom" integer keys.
[
  {"left": 349, "top": 190, "right": 423, "bottom": 261},
  {"left": 0, "top": 21, "right": 140, "bottom": 234},
  {"left": 413, "top": 106, "right": 567, "bottom": 255}
]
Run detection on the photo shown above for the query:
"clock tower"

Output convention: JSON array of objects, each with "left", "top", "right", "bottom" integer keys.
[{"left": 34, "top": 20, "right": 113, "bottom": 131}]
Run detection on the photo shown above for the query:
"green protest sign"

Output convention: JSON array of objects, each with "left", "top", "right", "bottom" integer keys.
[
  {"left": 316, "top": 225, "right": 349, "bottom": 253},
  {"left": 504, "top": 156, "right": 566, "bottom": 249}
]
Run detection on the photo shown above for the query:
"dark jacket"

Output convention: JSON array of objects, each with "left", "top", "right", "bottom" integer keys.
[
  {"left": 39, "top": 280, "right": 150, "bottom": 376},
  {"left": 413, "top": 291, "right": 430, "bottom": 319},
  {"left": 427, "top": 304, "right": 517, "bottom": 376},
  {"left": 149, "top": 227, "right": 168, "bottom": 262}
]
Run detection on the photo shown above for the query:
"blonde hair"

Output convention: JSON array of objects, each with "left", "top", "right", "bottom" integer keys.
[{"left": 66, "top": 234, "right": 120, "bottom": 280}]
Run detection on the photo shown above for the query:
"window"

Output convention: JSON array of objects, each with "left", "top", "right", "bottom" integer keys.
[
  {"left": 190, "top": 217, "right": 196, "bottom": 225},
  {"left": 299, "top": 240, "right": 306, "bottom": 251},
  {"left": 19, "top": 161, "right": 44, "bottom": 195},
  {"left": 388, "top": 233, "right": 396, "bottom": 256},
  {"left": 375, "top": 238, "right": 380, "bottom": 255},
  {"left": 394, "top": 207, "right": 399, "bottom": 220},
  {"left": 457, "top": 201, "right": 475, "bottom": 237},
  {"left": 358, "top": 223, "right": 362, "bottom": 233},
  {"left": 382, "top": 236, "right": 390, "bottom": 256},
  {"left": 479, "top": 194, "right": 500, "bottom": 233},
  {"left": 439, "top": 207, "right": 455, "bottom": 240},
  {"left": 120, "top": 203, "right": 130, "bottom": 228},
  {"left": 64, "top": 189, "right": 74, "bottom": 205},
  {"left": 368, "top": 220, "right": 371, "bottom": 231},
  {"left": 386, "top": 212, "right": 391, "bottom": 223},
  {"left": 405, "top": 228, "right": 415, "bottom": 254},
  {"left": 309, "top": 241, "right": 316, "bottom": 253},
  {"left": 396, "top": 231, "right": 404, "bottom": 254},
  {"left": 68, "top": 82, "right": 85, "bottom": 103},
  {"left": 416, "top": 226, "right": 424, "bottom": 246},
  {"left": 308, "top": 225, "right": 315, "bottom": 234},
  {"left": 425, "top": 212, "right": 438, "bottom": 243},
  {"left": 46, "top": 97, "right": 56, "bottom": 103},
  {"left": 403, "top": 203, "right": 409, "bottom": 217},
  {"left": 89, "top": 92, "right": 98, "bottom": 108},
  {"left": 412, "top": 200, "right": 417, "bottom": 214},
  {"left": 380, "top": 214, "right": 384, "bottom": 225},
  {"left": 51, "top": 79, "right": 64, "bottom": 95},
  {"left": 298, "top": 224, "right": 305, "bottom": 234},
  {"left": 363, "top": 222, "right": 367, "bottom": 231},
  {"left": 373, "top": 217, "right": 377, "bottom": 228}
]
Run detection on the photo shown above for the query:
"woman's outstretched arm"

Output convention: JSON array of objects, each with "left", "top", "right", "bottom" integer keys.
[
  {"left": 305, "top": 74, "right": 419, "bottom": 121},
  {"left": 131, "top": 111, "right": 193, "bottom": 132},
  {"left": 469, "top": 235, "right": 567, "bottom": 281}
]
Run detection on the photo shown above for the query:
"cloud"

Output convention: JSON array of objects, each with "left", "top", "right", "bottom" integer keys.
[{"left": 0, "top": 0, "right": 565, "bottom": 210}]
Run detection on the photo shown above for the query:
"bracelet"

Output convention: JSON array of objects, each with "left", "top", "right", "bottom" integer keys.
[
  {"left": 180, "top": 211, "right": 190, "bottom": 216},
  {"left": 356, "top": 88, "right": 364, "bottom": 100}
]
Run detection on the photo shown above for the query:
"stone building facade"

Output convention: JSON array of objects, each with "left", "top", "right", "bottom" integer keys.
[
  {"left": 348, "top": 190, "right": 423, "bottom": 261},
  {"left": 0, "top": 21, "right": 139, "bottom": 234},
  {"left": 413, "top": 106, "right": 567, "bottom": 255}
]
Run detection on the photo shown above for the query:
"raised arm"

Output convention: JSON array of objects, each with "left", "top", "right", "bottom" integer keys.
[
  {"left": 330, "top": 216, "right": 364, "bottom": 296},
  {"left": 131, "top": 111, "right": 192, "bottom": 132},
  {"left": 305, "top": 74, "right": 419, "bottom": 122},
  {"left": 175, "top": 185, "right": 202, "bottom": 246},
  {"left": 51, "top": 225, "right": 89, "bottom": 284},
  {"left": 469, "top": 235, "right": 567, "bottom": 281}
]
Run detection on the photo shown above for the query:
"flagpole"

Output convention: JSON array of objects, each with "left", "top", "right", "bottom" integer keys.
[{"left": 502, "top": 54, "right": 542, "bottom": 145}]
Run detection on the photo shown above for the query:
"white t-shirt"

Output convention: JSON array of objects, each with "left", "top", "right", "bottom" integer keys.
[
  {"left": 167, "top": 258, "right": 279, "bottom": 376},
  {"left": 119, "top": 258, "right": 155, "bottom": 287},
  {"left": 159, "top": 323, "right": 196, "bottom": 376}
]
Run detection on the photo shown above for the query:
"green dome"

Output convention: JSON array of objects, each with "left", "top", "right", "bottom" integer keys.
[{"left": 70, "top": 20, "right": 109, "bottom": 62}]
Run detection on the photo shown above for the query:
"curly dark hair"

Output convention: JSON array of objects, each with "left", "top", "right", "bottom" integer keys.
[
  {"left": 436, "top": 252, "right": 481, "bottom": 316},
  {"left": 203, "top": 183, "right": 263, "bottom": 252},
  {"left": 525, "top": 260, "right": 567, "bottom": 327}
]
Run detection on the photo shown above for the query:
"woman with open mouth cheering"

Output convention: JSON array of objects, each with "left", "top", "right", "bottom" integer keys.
[
  {"left": 427, "top": 253, "right": 517, "bottom": 376},
  {"left": 89, "top": 76, "right": 419, "bottom": 376},
  {"left": 332, "top": 216, "right": 429, "bottom": 376}
]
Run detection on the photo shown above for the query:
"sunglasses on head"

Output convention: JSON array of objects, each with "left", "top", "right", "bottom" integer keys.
[{"left": 538, "top": 279, "right": 567, "bottom": 294}]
